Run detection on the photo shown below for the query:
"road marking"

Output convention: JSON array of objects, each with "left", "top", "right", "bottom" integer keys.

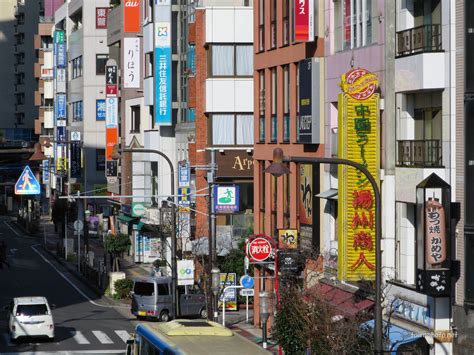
[
  {"left": 92, "top": 330, "right": 113, "bottom": 344},
  {"left": 1, "top": 333, "right": 13, "bottom": 346},
  {"left": 4, "top": 221, "right": 21, "bottom": 237},
  {"left": 30, "top": 244, "right": 113, "bottom": 308},
  {"left": 114, "top": 330, "right": 131, "bottom": 343},
  {"left": 72, "top": 330, "right": 90, "bottom": 344}
]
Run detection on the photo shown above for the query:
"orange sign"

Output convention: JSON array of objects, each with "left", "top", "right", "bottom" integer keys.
[
  {"left": 124, "top": 0, "right": 140, "bottom": 33},
  {"left": 106, "top": 127, "right": 118, "bottom": 161}
]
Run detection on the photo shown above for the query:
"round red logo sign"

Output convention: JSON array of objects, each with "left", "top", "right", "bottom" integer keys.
[{"left": 247, "top": 237, "right": 273, "bottom": 262}]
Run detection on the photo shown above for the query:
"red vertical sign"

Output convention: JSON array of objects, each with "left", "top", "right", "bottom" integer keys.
[
  {"left": 96, "top": 8, "right": 108, "bottom": 29},
  {"left": 124, "top": 0, "right": 141, "bottom": 33},
  {"left": 294, "top": 0, "right": 314, "bottom": 42}
]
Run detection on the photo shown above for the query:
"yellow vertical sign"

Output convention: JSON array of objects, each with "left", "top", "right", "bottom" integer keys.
[{"left": 338, "top": 69, "right": 379, "bottom": 281}]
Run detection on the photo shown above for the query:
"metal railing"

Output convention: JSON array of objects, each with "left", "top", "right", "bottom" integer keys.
[
  {"left": 397, "top": 139, "right": 442, "bottom": 167},
  {"left": 396, "top": 24, "right": 442, "bottom": 57}
]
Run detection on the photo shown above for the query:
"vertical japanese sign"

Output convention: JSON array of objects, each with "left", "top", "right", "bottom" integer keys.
[
  {"left": 219, "top": 273, "right": 237, "bottom": 311},
  {"left": 105, "top": 97, "right": 119, "bottom": 181},
  {"left": 294, "top": 0, "right": 314, "bottom": 42},
  {"left": 96, "top": 99, "right": 106, "bottom": 121},
  {"left": 154, "top": 0, "right": 172, "bottom": 126},
  {"left": 178, "top": 161, "right": 190, "bottom": 187},
  {"left": 54, "top": 30, "right": 67, "bottom": 173},
  {"left": 124, "top": 38, "right": 140, "bottom": 88},
  {"left": 96, "top": 7, "right": 108, "bottom": 29},
  {"left": 297, "top": 58, "right": 321, "bottom": 144},
  {"left": 70, "top": 131, "right": 82, "bottom": 178},
  {"left": 106, "top": 65, "right": 118, "bottom": 96},
  {"left": 42, "top": 159, "right": 50, "bottom": 184},
  {"left": 425, "top": 198, "right": 446, "bottom": 266},
  {"left": 124, "top": 0, "right": 141, "bottom": 33},
  {"left": 338, "top": 68, "right": 379, "bottom": 281},
  {"left": 299, "top": 164, "right": 315, "bottom": 249}
]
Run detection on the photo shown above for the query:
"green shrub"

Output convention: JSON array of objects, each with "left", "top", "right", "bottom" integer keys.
[{"left": 114, "top": 278, "right": 134, "bottom": 299}]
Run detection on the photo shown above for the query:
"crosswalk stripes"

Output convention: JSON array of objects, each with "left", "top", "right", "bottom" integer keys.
[
  {"left": 1, "top": 329, "right": 130, "bottom": 347},
  {"left": 114, "top": 330, "right": 132, "bottom": 343},
  {"left": 72, "top": 330, "right": 90, "bottom": 345},
  {"left": 91, "top": 330, "right": 114, "bottom": 344}
]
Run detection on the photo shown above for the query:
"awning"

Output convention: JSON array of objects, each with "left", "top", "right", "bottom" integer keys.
[
  {"left": 363, "top": 320, "right": 429, "bottom": 354},
  {"left": 117, "top": 215, "right": 139, "bottom": 224},
  {"left": 315, "top": 188, "right": 338, "bottom": 200},
  {"left": 315, "top": 282, "right": 374, "bottom": 316}
]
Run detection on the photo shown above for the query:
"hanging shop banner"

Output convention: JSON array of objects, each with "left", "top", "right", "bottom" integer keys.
[
  {"left": 42, "top": 159, "right": 49, "bottom": 184},
  {"left": 96, "top": 7, "right": 109, "bottom": 29},
  {"left": 278, "top": 229, "right": 298, "bottom": 250},
  {"left": 54, "top": 30, "right": 65, "bottom": 44},
  {"left": 56, "top": 94, "right": 66, "bottom": 119},
  {"left": 178, "top": 161, "right": 190, "bottom": 187},
  {"left": 56, "top": 43, "right": 66, "bottom": 69},
  {"left": 56, "top": 68, "right": 66, "bottom": 93},
  {"left": 338, "top": 68, "right": 379, "bottom": 281},
  {"left": 124, "top": 38, "right": 140, "bottom": 88},
  {"left": 298, "top": 58, "right": 321, "bottom": 144},
  {"left": 106, "top": 65, "right": 118, "bottom": 96},
  {"left": 124, "top": 0, "right": 141, "bottom": 33},
  {"left": 214, "top": 185, "right": 240, "bottom": 213},
  {"left": 298, "top": 164, "right": 318, "bottom": 250},
  {"left": 70, "top": 139, "right": 82, "bottom": 178},
  {"left": 154, "top": 22, "right": 172, "bottom": 126},
  {"left": 177, "top": 260, "right": 195, "bottom": 286},
  {"left": 105, "top": 97, "right": 119, "bottom": 180},
  {"left": 178, "top": 187, "right": 191, "bottom": 212},
  {"left": 218, "top": 273, "right": 237, "bottom": 311},
  {"left": 96, "top": 99, "right": 106, "bottom": 121},
  {"left": 294, "top": 0, "right": 314, "bottom": 42}
]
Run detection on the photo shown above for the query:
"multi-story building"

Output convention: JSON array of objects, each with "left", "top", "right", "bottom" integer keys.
[
  {"left": 188, "top": 1, "right": 254, "bottom": 261},
  {"left": 252, "top": 0, "right": 326, "bottom": 325},
  {"left": 12, "top": 0, "right": 41, "bottom": 129},
  {"left": 51, "top": 0, "right": 110, "bottom": 212}
]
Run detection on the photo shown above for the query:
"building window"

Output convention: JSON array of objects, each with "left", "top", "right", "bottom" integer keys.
[
  {"left": 72, "top": 101, "right": 83, "bottom": 122},
  {"left": 145, "top": 52, "right": 153, "bottom": 78},
  {"left": 211, "top": 114, "right": 254, "bottom": 146},
  {"left": 72, "top": 56, "right": 82, "bottom": 79},
  {"left": 131, "top": 105, "right": 141, "bottom": 133},
  {"left": 270, "top": 68, "right": 277, "bottom": 142},
  {"left": 335, "top": 0, "right": 375, "bottom": 51},
  {"left": 96, "top": 54, "right": 108, "bottom": 75},
  {"left": 283, "top": 0, "right": 290, "bottom": 46},
  {"left": 259, "top": 70, "right": 265, "bottom": 142},
  {"left": 258, "top": 0, "right": 265, "bottom": 51},
  {"left": 283, "top": 65, "right": 290, "bottom": 142},
  {"left": 270, "top": 0, "right": 277, "bottom": 48},
  {"left": 210, "top": 45, "right": 253, "bottom": 77},
  {"left": 41, "top": 36, "right": 53, "bottom": 50},
  {"left": 96, "top": 149, "right": 105, "bottom": 170}
]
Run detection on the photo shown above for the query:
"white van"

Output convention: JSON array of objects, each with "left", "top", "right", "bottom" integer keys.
[{"left": 6, "top": 297, "right": 55, "bottom": 341}]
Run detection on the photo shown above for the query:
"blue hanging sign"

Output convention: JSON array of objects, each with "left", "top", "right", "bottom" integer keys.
[
  {"left": 214, "top": 185, "right": 240, "bottom": 213},
  {"left": 15, "top": 166, "right": 41, "bottom": 195}
]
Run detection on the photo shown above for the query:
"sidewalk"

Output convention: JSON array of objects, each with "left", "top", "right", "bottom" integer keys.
[{"left": 24, "top": 216, "right": 277, "bottom": 353}]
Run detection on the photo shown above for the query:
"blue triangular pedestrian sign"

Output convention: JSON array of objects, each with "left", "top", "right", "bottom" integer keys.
[{"left": 15, "top": 165, "right": 41, "bottom": 195}]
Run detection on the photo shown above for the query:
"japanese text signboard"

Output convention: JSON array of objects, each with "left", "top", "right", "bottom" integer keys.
[
  {"left": 246, "top": 235, "right": 274, "bottom": 263},
  {"left": 124, "top": 0, "right": 141, "bottom": 33},
  {"left": 124, "top": 38, "right": 140, "bottom": 88},
  {"left": 425, "top": 198, "right": 447, "bottom": 266},
  {"left": 294, "top": 0, "right": 314, "bottom": 42},
  {"left": 96, "top": 7, "right": 109, "bottom": 29},
  {"left": 338, "top": 68, "right": 379, "bottom": 281}
]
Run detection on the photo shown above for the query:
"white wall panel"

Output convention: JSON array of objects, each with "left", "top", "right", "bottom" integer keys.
[
  {"left": 395, "top": 53, "right": 445, "bottom": 92},
  {"left": 234, "top": 8, "right": 253, "bottom": 42},
  {"left": 44, "top": 81, "right": 54, "bottom": 99},
  {"left": 144, "top": 77, "right": 154, "bottom": 106},
  {"left": 43, "top": 110, "right": 54, "bottom": 129},
  {"left": 144, "top": 23, "right": 154, "bottom": 53},
  {"left": 234, "top": 79, "right": 253, "bottom": 111}
]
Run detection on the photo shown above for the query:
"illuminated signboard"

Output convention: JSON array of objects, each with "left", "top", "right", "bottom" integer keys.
[{"left": 338, "top": 68, "right": 379, "bottom": 281}]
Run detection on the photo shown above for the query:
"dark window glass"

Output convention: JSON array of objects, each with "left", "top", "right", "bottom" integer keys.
[
  {"left": 16, "top": 304, "right": 48, "bottom": 316},
  {"left": 96, "top": 54, "right": 108, "bottom": 75},
  {"left": 133, "top": 282, "right": 154, "bottom": 296},
  {"left": 157, "top": 283, "right": 169, "bottom": 296},
  {"left": 465, "top": 234, "right": 474, "bottom": 302}
]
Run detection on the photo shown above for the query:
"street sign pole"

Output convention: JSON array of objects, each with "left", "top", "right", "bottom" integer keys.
[{"left": 222, "top": 285, "right": 243, "bottom": 327}]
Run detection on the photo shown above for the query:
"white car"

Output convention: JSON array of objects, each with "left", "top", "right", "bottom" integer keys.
[{"left": 6, "top": 297, "right": 55, "bottom": 341}]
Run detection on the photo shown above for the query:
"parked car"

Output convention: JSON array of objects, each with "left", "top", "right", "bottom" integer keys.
[
  {"left": 131, "top": 276, "right": 207, "bottom": 322},
  {"left": 5, "top": 297, "right": 55, "bottom": 341}
]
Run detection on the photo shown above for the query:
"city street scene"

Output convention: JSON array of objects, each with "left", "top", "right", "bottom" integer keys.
[{"left": 0, "top": 0, "right": 471, "bottom": 354}]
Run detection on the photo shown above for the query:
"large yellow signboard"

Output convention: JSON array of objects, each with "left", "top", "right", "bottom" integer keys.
[{"left": 338, "top": 68, "right": 379, "bottom": 281}]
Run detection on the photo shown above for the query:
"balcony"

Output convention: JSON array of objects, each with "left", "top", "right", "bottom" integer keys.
[
  {"left": 396, "top": 24, "right": 441, "bottom": 57},
  {"left": 397, "top": 139, "right": 442, "bottom": 168}
]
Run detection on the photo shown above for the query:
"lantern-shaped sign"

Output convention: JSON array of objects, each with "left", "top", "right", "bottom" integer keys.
[{"left": 415, "top": 173, "right": 452, "bottom": 297}]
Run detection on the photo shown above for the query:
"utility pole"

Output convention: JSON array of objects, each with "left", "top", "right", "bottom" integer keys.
[{"left": 207, "top": 149, "right": 217, "bottom": 320}]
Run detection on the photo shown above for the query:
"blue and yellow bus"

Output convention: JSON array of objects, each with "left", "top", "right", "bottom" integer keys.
[{"left": 126, "top": 319, "right": 270, "bottom": 355}]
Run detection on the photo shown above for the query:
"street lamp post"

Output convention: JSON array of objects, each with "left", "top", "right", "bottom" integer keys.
[
  {"left": 265, "top": 148, "right": 383, "bottom": 354},
  {"left": 112, "top": 146, "right": 178, "bottom": 319}
]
